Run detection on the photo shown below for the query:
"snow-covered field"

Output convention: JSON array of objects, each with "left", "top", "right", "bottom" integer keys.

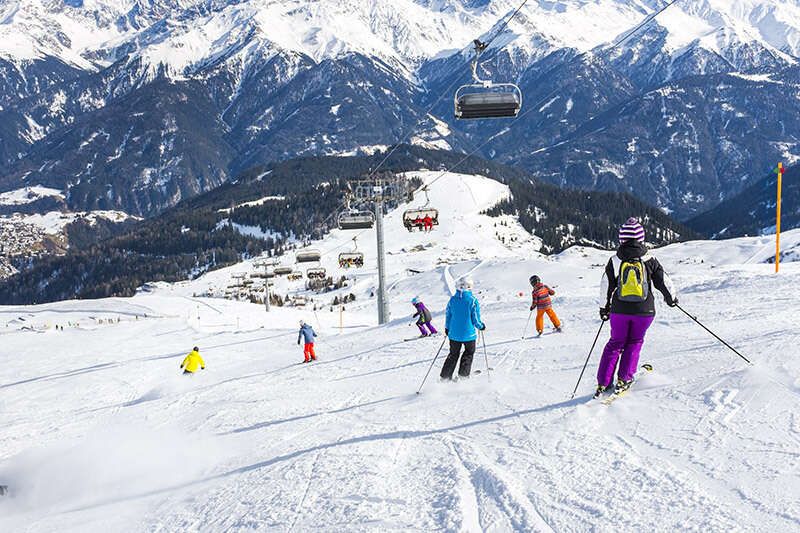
[
  {"left": 1, "top": 173, "right": 799, "bottom": 532},
  {"left": 0, "top": 186, "right": 63, "bottom": 206}
]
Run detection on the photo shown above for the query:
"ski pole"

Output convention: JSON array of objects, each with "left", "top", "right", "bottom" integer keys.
[
  {"left": 416, "top": 336, "right": 448, "bottom": 394},
  {"left": 522, "top": 309, "right": 533, "bottom": 339},
  {"left": 481, "top": 330, "right": 491, "bottom": 382},
  {"left": 570, "top": 319, "right": 606, "bottom": 399},
  {"left": 676, "top": 304, "right": 752, "bottom": 365}
]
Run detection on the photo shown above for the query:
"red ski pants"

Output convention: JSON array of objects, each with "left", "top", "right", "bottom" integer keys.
[{"left": 303, "top": 343, "right": 316, "bottom": 362}]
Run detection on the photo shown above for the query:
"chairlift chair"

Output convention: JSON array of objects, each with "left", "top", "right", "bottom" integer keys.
[
  {"left": 307, "top": 267, "right": 327, "bottom": 280},
  {"left": 274, "top": 266, "right": 293, "bottom": 276},
  {"left": 455, "top": 40, "right": 522, "bottom": 120},
  {"left": 339, "top": 252, "right": 365, "bottom": 269},
  {"left": 288, "top": 272, "right": 303, "bottom": 281},
  {"left": 403, "top": 208, "right": 439, "bottom": 232},
  {"left": 296, "top": 249, "right": 322, "bottom": 263},
  {"left": 338, "top": 210, "right": 375, "bottom": 230}
]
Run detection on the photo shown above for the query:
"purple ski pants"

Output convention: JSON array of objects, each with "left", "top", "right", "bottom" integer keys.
[
  {"left": 597, "top": 313, "right": 655, "bottom": 386},
  {"left": 417, "top": 322, "right": 438, "bottom": 335}
]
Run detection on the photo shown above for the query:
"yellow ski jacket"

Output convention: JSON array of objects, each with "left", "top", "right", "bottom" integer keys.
[{"left": 181, "top": 350, "right": 205, "bottom": 373}]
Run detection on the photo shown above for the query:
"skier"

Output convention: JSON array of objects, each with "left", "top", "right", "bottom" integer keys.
[
  {"left": 597, "top": 217, "right": 677, "bottom": 396},
  {"left": 529, "top": 275, "right": 562, "bottom": 336},
  {"left": 180, "top": 346, "right": 205, "bottom": 374},
  {"left": 298, "top": 320, "right": 317, "bottom": 363},
  {"left": 411, "top": 297, "right": 438, "bottom": 337},
  {"left": 423, "top": 214, "right": 434, "bottom": 232},
  {"left": 441, "top": 277, "right": 486, "bottom": 381}
]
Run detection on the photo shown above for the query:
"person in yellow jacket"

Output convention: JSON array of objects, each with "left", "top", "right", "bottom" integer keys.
[{"left": 181, "top": 346, "right": 205, "bottom": 374}]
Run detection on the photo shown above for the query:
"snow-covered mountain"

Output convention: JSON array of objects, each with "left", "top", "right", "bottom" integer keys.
[
  {"left": 1, "top": 1, "right": 800, "bottom": 217},
  {"left": 1, "top": 168, "right": 799, "bottom": 530}
]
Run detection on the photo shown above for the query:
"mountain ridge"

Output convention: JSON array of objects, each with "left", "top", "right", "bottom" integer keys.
[{"left": 1, "top": 1, "right": 799, "bottom": 219}]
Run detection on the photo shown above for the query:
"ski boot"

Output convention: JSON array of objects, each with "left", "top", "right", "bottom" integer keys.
[
  {"left": 593, "top": 384, "right": 609, "bottom": 399},
  {"left": 614, "top": 378, "right": 634, "bottom": 395},
  {"left": 555, "top": 326, "right": 562, "bottom": 333}
]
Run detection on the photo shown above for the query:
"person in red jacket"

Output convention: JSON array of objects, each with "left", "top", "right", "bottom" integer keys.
[
  {"left": 423, "top": 214, "right": 433, "bottom": 232},
  {"left": 529, "top": 275, "right": 562, "bottom": 336}
]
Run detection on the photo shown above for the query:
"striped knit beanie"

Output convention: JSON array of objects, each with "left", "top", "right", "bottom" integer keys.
[{"left": 619, "top": 217, "right": 645, "bottom": 243}]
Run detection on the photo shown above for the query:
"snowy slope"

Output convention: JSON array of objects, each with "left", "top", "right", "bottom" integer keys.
[{"left": 1, "top": 172, "right": 799, "bottom": 531}]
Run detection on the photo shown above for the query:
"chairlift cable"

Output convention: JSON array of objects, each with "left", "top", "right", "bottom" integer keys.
[
  {"left": 611, "top": 0, "right": 682, "bottom": 50},
  {"left": 297, "top": 1, "right": 533, "bottom": 243},
  {"left": 422, "top": 0, "right": 687, "bottom": 191},
  {"left": 292, "top": 0, "right": 685, "bottom": 261},
  {"left": 481, "top": 0, "right": 530, "bottom": 50},
  {"left": 363, "top": 0, "right": 532, "bottom": 180}
]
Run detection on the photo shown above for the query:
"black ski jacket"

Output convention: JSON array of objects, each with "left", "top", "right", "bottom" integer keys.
[{"left": 600, "top": 241, "right": 677, "bottom": 316}]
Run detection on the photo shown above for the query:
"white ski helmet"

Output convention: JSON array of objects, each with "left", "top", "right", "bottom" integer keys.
[
  {"left": 299, "top": 320, "right": 305, "bottom": 327},
  {"left": 456, "top": 277, "right": 474, "bottom": 291}
]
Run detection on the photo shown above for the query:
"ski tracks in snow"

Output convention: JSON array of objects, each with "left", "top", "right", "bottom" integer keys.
[{"left": 447, "top": 438, "right": 554, "bottom": 533}]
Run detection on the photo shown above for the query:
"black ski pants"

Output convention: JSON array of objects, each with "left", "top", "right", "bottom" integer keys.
[{"left": 440, "top": 339, "right": 476, "bottom": 379}]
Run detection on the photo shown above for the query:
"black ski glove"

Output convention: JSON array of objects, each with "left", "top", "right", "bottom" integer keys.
[
  {"left": 529, "top": 305, "right": 534, "bottom": 311},
  {"left": 445, "top": 328, "right": 449, "bottom": 336},
  {"left": 479, "top": 324, "right": 486, "bottom": 331},
  {"left": 297, "top": 341, "right": 300, "bottom": 345},
  {"left": 599, "top": 306, "right": 610, "bottom": 321},
  {"left": 667, "top": 297, "right": 679, "bottom": 307}
]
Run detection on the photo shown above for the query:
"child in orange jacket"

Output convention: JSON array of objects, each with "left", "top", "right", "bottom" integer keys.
[{"left": 529, "top": 275, "right": 562, "bottom": 336}]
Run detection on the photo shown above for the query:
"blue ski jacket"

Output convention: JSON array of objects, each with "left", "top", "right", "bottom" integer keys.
[
  {"left": 445, "top": 289, "right": 484, "bottom": 342},
  {"left": 298, "top": 324, "right": 316, "bottom": 344}
]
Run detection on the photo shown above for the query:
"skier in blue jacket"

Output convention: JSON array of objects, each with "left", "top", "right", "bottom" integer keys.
[
  {"left": 297, "top": 320, "right": 317, "bottom": 362},
  {"left": 441, "top": 276, "right": 486, "bottom": 380}
]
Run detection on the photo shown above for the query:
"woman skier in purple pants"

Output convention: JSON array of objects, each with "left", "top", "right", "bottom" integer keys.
[
  {"left": 411, "top": 297, "right": 438, "bottom": 337},
  {"left": 597, "top": 218, "right": 678, "bottom": 396}
]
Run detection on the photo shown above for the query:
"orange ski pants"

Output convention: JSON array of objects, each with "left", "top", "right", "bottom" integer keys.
[
  {"left": 536, "top": 308, "right": 561, "bottom": 333},
  {"left": 303, "top": 343, "right": 316, "bottom": 362}
]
